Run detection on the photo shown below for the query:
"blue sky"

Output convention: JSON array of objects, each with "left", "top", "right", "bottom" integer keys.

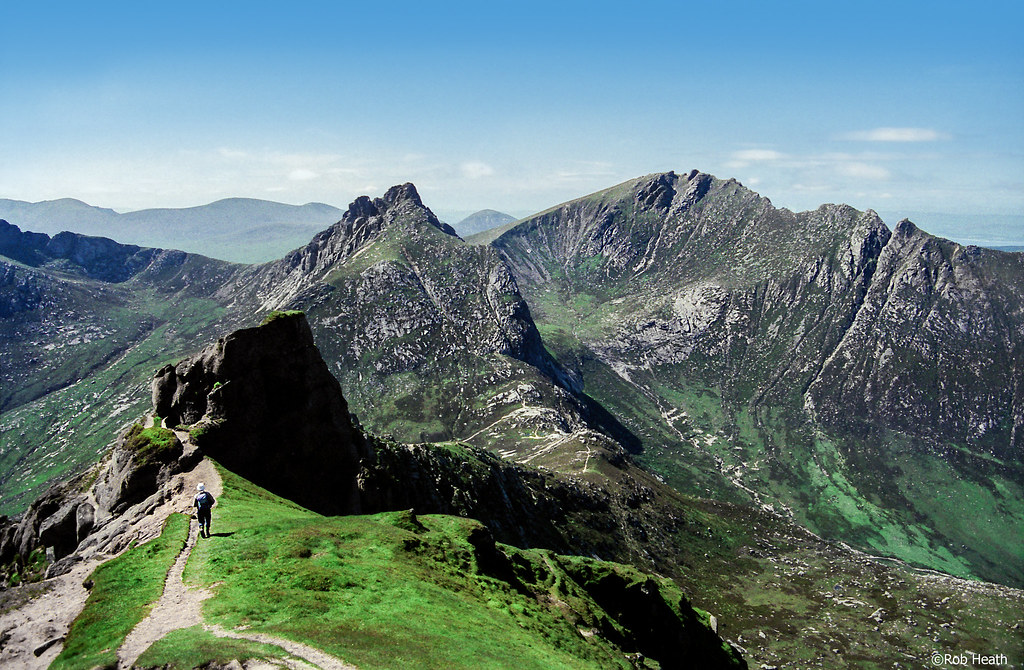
[{"left": 2, "top": 1, "right": 1022, "bottom": 243}]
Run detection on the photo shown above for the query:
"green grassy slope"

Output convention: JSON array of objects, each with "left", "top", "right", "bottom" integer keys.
[
  {"left": 180, "top": 465, "right": 741, "bottom": 669},
  {"left": 0, "top": 293, "right": 228, "bottom": 514},
  {"left": 50, "top": 452, "right": 1022, "bottom": 670}
]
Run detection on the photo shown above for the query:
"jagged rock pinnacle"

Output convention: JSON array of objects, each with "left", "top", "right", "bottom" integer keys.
[
  {"left": 381, "top": 182, "right": 423, "bottom": 207},
  {"left": 153, "top": 311, "right": 370, "bottom": 515}
]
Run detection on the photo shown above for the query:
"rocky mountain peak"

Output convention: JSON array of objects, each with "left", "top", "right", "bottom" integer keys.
[
  {"left": 381, "top": 181, "right": 423, "bottom": 207},
  {"left": 345, "top": 194, "right": 378, "bottom": 220},
  {"left": 894, "top": 217, "right": 919, "bottom": 238},
  {"left": 229, "top": 184, "right": 459, "bottom": 309},
  {"left": 634, "top": 171, "right": 679, "bottom": 210},
  {"left": 338, "top": 182, "right": 454, "bottom": 237}
]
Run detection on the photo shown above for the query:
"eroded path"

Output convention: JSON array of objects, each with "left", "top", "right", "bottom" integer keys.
[
  {"left": 0, "top": 452, "right": 224, "bottom": 668},
  {"left": 117, "top": 460, "right": 223, "bottom": 668},
  {"left": 116, "top": 517, "right": 212, "bottom": 667}
]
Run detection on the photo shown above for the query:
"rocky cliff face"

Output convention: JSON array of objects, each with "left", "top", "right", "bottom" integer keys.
[
  {"left": 807, "top": 219, "right": 1024, "bottom": 457},
  {"left": 229, "top": 183, "right": 552, "bottom": 373},
  {"left": 0, "top": 417, "right": 198, "bottom": 579},
  {"left": 154, "top": 311, "right": 370, "bottom": 515}
]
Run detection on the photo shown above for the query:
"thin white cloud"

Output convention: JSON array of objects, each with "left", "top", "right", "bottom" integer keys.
[
  {"left": 838, "top": 127, "right": 949, "bottom": 142},
  {"left": 725, "top": 149, "right": 785, "bottom": 169},
  {"left": 461, "top": 161, "right": 495, "bottom": 179},
  {"left": 735, "top": 149, "right": 784, "bottom": 161},
  {"left": 838, "top": 163, "right": 890, "bottom": 180},
  {"left": 288, "top": 169, "right": 319, "bottom": 181},
  {"left": 553, "top": 160, "right": 617, "bottom": 180}
]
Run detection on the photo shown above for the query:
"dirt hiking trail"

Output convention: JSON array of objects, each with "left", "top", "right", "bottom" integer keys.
[
  {"left": 115, "top": 458, "right": 355, "bottom": 669},
  {"left": 116, "top": 459, "right": 223, "bottom": 669},
  {"left": 1, "top": 442, "right": 356, "bottom": 669}
]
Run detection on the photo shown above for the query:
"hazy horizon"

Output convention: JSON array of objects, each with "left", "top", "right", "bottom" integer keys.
[{"left": 5, "top": 185, "right": 1024, "bottom": 250}]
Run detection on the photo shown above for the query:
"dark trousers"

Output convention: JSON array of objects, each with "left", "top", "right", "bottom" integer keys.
[{"left": 197, "top": 508, "right": 212, "bottom": 534}]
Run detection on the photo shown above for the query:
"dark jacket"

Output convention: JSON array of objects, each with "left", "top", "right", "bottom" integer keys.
[{"left": 194, "top": 491, "right": 216, "bottom": 510}]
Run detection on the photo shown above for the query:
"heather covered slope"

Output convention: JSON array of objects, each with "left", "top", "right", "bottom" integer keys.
[{"left": 486, "top": 171, "right": 1024, "bottom": 586}]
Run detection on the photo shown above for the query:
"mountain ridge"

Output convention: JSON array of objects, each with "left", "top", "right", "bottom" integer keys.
[{"left": 484, "top": 170, "right": 1024, "bottom": 586}]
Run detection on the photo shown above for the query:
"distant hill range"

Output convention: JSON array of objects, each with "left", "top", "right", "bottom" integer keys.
[
  {"left": 451, "top": 209, "right": 516, "bottom": 237},
  {"left": 0, "top": 197, "right": 344, "bottom": 263}
]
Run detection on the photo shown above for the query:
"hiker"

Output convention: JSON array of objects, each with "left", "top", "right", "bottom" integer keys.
[{"left": 194, "top": 482, "right": 216, "bottom": 538}]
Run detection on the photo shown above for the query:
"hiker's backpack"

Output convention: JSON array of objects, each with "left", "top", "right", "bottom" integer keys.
[{"left": 196, "top": 491, "right": 214, "bottom": 510}]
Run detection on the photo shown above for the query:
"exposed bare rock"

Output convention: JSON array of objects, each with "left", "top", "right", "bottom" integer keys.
[
  {"left": 154, "top": 311, "right": 371, "bottom": 515},
  {"left": 806, "top": 219, "right": 1024, "bottom": 457}
]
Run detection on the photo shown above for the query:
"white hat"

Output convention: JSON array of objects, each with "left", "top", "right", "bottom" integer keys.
[{"left": 197, "top": 483, "right": 205, "bottom": 491}]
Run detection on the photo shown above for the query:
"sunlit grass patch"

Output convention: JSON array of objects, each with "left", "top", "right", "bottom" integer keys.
[
  {"left": 134, "top": 626, "right": 293, "bottom": 669},
  {"left": 185, "top": 463, "right": 735, "bottom": 669}
]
